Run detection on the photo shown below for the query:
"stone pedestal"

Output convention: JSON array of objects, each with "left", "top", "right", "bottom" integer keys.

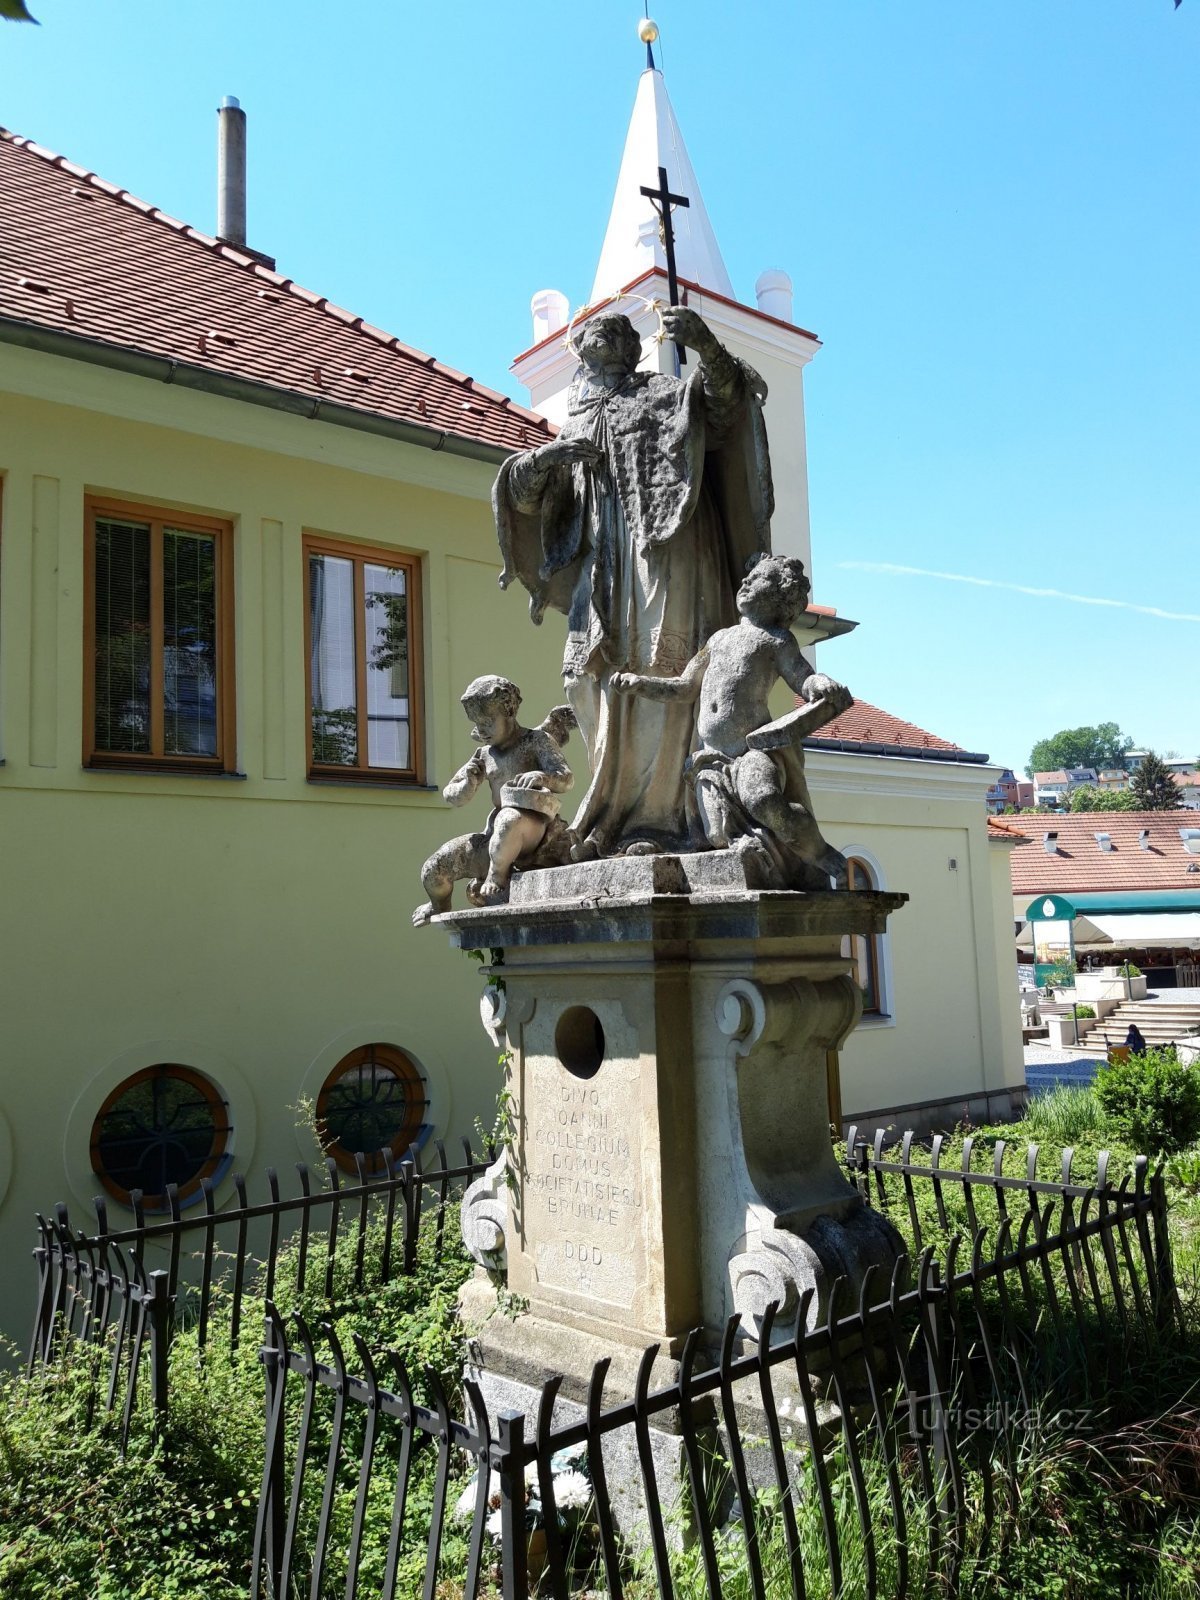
[{"left": 440, "top": 856, "right": 906, "bottom": 1380}]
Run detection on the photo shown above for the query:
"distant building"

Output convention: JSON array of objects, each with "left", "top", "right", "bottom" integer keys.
[
  {"left": 985, "top": 770, "right": 1034, "bottom": 813},
  {"left": 1096, "top": 768, "right": 1131, "bottom": 793},
  {"left": 1005, "top": 811, "right": 1200, "bottom": 988},
  {"left": 986, "top": 770, "right": 1018, "bottom": 812},
  {"left": 1032, "top": 768, "right": 1097, "bottom": 808},
  {"left": 1176, "top": 773, "right": 1200, "bottom": 812}
]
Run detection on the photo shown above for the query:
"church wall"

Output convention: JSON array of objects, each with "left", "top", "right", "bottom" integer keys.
[
  {"left": 0, "top": 373, "right": 566, "bottom": 1341},
  {"left": 679, "top": 294, "right": 815, "bottom": 576},
  {"left": 809, "top": 752, "right": 1027, "bottom": 1130},
  {"left": 988, "top": 843, "right": 1026, "bottom": 1075}
]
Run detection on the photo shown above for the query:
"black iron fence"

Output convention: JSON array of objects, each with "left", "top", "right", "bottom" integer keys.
[
  {"left": 28, "top": 1139, "right": 491, "bottom": 1441},
  {"left": 250, "top": 1132, "right": 1177, "bottom": 1600}
]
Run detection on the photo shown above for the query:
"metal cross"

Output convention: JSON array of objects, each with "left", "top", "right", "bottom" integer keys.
[{"left": 640, "top": 164, "right": 690, "bottom": 366}]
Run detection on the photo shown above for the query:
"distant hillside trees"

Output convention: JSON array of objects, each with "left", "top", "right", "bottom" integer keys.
[
  {"left": 1131, "top": 752, "right": 1183, "bottom": 811},
  {"left": 1027, "top": 723, "right": 1134, "bottom": 779}
]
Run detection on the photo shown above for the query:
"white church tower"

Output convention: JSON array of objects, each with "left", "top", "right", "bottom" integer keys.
[{"left": 510, "top": 18, "right": 819, "bottom": 576}]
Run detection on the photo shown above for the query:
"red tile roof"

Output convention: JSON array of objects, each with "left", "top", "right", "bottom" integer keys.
[
  {"left": 988, "top": 817, "right": 1031, "bottom": 844},
  {"left": 0, "top": 128, "right": 552, "bottom": 456},
  {"left": 809, "top": 698, "right": 977, "bottom": 755},
  {"left": 1008, "top": 812, "right": 1200, "bottom": 895},
  {"left": 801, "top": 698, "right": 989, "bottom": 764}
]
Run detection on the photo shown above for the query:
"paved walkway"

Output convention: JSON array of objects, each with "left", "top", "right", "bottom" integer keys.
[{"left": 1024, "top": 1043, "right": 1105, "bottom": 1093}]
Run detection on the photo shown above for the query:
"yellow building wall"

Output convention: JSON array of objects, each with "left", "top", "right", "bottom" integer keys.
[
  {"left": 0, "top": 364, "right": 566, "bottom": 1336},
  {"left": 0, "top": 346, "right": 1027, "bottom": 1345},
  {"left": 809, "top": 755, "right": 1027, "bottom": 1128}
]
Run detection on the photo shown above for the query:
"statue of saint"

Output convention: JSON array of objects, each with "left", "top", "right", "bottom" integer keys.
[{"left": 493, "top": 308, "right": 773, "bottom": 858}]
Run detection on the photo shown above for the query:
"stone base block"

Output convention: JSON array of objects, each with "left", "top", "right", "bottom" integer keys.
[
  {"left": 459, "top": 1278, "right": 880, "bottom": 1544},
  {"left": 461, "top": 1276, "right": 697, "bottom": 1545}
]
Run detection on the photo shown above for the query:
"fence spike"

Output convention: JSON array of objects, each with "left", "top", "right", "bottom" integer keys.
[
  {"left": 535, "top": 1374, "right": 570, "bottom": 1599},
  {"left": 496, "top": 1411, "right": 529, "bottom": 1600},
  {"left": 676, "top": 1327, "right": 724, "bottom": 1600},
  {"left": 632, "top": 1343, "right": 675, "bottom": 1600},
  {"left": 825, "top": 1277, "right": 879, "bottom": 1597},
  {"left": 345, "top": 1334, "right": 383, "bottom": 1600},
  {"left": 719, "top": 1314, "right": 765, "bottom": 1600},
  {"left": 461, "top": 1377, "right": 493, "bottom": 1600},
  {"left": 585, "top": 1356, "right": 624, "bottom": 1600},
  {"left": 310, "top": 1321, "right": 350, "bottom": 1600}
]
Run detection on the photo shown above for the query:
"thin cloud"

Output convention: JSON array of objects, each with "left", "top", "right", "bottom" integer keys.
[{"left": 837, "top": 562, "right": 1200, "bottom": 625}]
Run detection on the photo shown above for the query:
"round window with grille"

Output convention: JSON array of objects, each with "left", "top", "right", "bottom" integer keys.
[
  {"left": 90, "top": 1064, "right": 232, "bottom": 1209},
  {"left": 316, "top": 1044, "right": 428, "bottom": 1175}
]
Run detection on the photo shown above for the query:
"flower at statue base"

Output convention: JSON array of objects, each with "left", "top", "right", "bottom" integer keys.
[
  {"left": 454, "top": 1443, "right": 598, "bottom": 1575},
  {"left": 454, "top": 1443, "right": 594, "bottom": 1530}
]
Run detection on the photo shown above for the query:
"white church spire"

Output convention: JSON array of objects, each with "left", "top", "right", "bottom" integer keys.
[{"left": 589, "top": 25, "right": 735, "bottom": 306}]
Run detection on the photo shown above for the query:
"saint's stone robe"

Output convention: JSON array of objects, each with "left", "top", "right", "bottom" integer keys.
[{"left": 494, "top": 344, "right": 773, "bottom": 855}]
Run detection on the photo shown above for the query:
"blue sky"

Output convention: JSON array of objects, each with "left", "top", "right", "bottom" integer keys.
[{"left": 4, "top": 1, "right": 1197, "bottom": 774}]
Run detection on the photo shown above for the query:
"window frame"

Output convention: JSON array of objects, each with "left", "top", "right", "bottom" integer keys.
[
  {"left": 847, "top": 856, "right": 884, "bottom": 1017},
  {"left": 302, "top": 532, "right": 425, "bottom": 785},
  {"left": 315, "top": 1042, "right": 429, "bottom": 1176},
  {"left": 83, "top": 495, "right": 237, "bottom": 774},
  {"left": 89, "top": 1062, "right": 233, "bottom": 1210}
]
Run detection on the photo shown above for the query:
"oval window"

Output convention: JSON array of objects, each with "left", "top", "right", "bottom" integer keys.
[
  {"left": 90, "top": 1064, "right": 232, "bottom": 1209},
  {"left": 316, "top": 1044, "right": 428, "bottom": 1175}
]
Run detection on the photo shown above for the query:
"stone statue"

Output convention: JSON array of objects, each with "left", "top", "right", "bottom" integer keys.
[
  {"left": 613, "top": 554, "right": 851, "bottom": 889},
  {"left": 412, "top": 677, "right": 575, "bottom": 925},
  {"left": 493, "top": 307, "right": 773, "bottom": 860}
]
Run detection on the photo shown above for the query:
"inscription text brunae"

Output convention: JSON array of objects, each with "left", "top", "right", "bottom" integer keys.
[{"left": 528, "top": 1068, "right": 643, "bottom": 1306}]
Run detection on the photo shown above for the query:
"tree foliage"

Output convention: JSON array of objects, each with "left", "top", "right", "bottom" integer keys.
[
  {"left": 1027, "top": 723, "right": 1134, "bottom": 779},
  {"left": 0, "top": 0, "right": 38, "bottom": 20},
  {"left": 1067, "top": 785, "right": 1139, "bottom": 813},
  {"left": 1131, "top": 750, "right": 1183, "bottom": 811}
]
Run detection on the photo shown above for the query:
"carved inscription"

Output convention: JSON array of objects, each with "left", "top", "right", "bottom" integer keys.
[{"left": 527, "top": 1062, "right": 642, "bottom": 1307}]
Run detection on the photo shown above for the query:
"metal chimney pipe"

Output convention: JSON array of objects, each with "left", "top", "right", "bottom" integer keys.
[{"left": 216, "top": 95, "right": 247, "bottom": 248}]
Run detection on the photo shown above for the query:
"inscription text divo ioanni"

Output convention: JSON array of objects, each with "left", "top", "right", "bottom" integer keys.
[{"left": 528, "top": 1056, "right": 642, "bottom": 1307}]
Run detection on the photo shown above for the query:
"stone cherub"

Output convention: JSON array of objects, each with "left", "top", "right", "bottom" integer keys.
[
  {"left": 412, "top": 676, "right": 575, "bottom": 925},
  {"left": 612, "top": 553, "right": 851, "bottom": 888}
]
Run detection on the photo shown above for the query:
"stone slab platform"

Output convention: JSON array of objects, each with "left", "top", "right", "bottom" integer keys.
[
  {"left": 509, "top": 851, "right": 770, "bottom": 904},
  {"left": 435, "top": 857, "right": 906, "bottom": 953}
]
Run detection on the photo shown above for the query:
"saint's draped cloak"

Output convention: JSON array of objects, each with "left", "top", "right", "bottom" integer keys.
[{"left": 493, "top": 349, "right": 774, "bottom": 854}]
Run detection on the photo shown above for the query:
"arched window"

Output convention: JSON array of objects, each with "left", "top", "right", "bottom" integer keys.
[
  {"left": 847, "top": 857, "right": 883, "bottom": 1016},
  {"left": 91, "top": 1064, "right": 232, "bottom": 1209},
  {"left": 316, "top": 1044, "right": 428, "bottom": 1175}
]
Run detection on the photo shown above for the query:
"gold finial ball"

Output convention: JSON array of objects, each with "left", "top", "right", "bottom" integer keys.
[{"left": 638, "top": 17, "right": 660, "bottom": 44}]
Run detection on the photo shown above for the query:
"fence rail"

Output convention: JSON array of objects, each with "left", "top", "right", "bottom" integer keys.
[
  {"left": 29, "top": 1138, "right": 491, "bottom": 1440},
  {"left": 251, "top": 1132, "right": 1178, "bottom": 1600}
]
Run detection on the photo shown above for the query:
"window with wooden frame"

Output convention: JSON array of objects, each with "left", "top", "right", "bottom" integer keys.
[
  {"left": 84, "top": 497, "right": 236, "bottom": 772},
  {"left": 847, "top": 857, "right": 884, "bottom": 1015},
  {"left": 304, "top": 534, "right": 424, "bottom": 782},
  {"left": 90, "top": 1063, "right": 232, "bottom": 1209},
  {"left": 315, "top": 1043, "right": 429, "bottom": 1175}
]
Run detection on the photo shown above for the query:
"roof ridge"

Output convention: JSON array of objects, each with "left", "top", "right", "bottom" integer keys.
[{"left": 0, "top": 125, "right": 551, "bottom": 434}]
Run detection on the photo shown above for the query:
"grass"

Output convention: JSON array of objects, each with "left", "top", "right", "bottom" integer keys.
[
  {"left": 6, "top": 1088, "right": 1200, "bottom": 1597},
  {"left": 1020, "top": 1082, "right": 1108, "bottom": 1146}
]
